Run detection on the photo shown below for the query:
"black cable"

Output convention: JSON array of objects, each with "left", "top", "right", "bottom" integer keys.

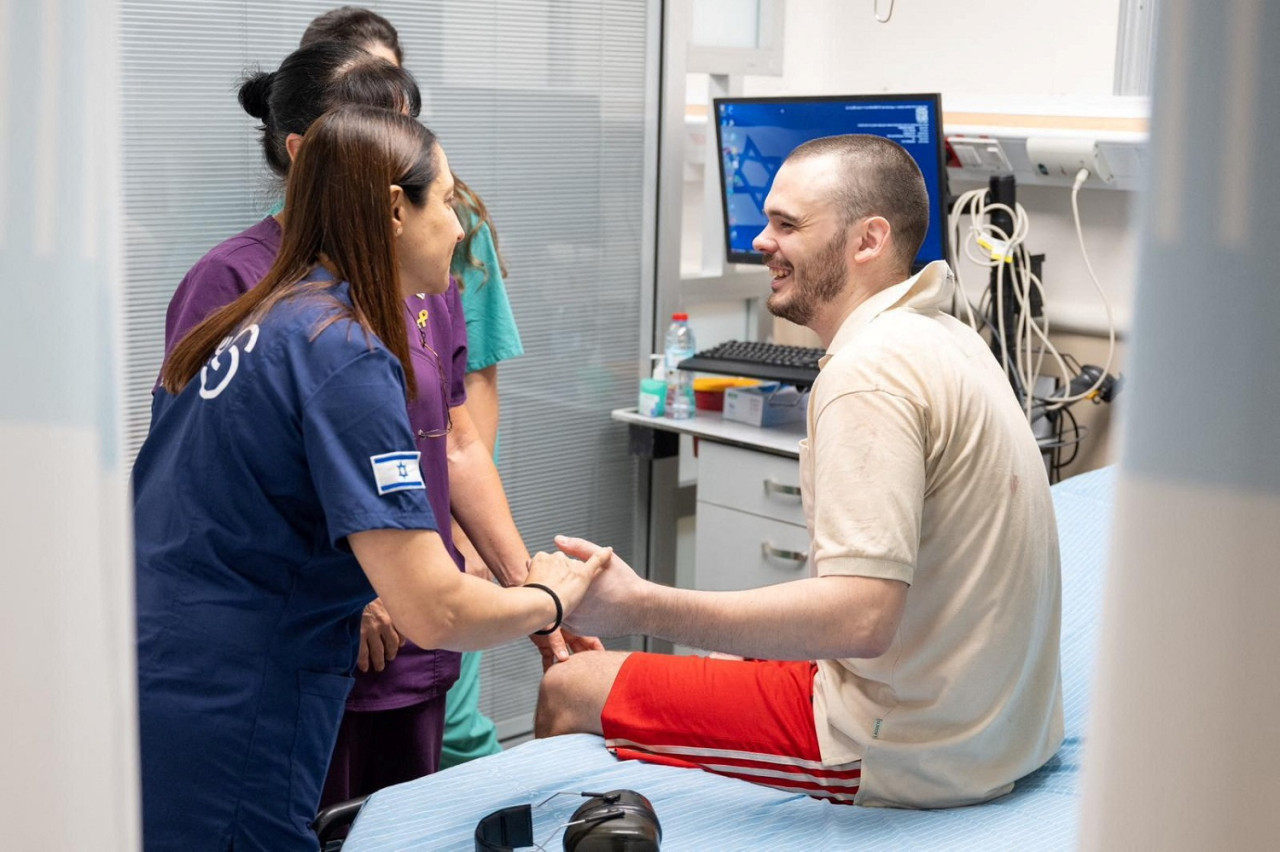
[
  {"left": 1035, "top": 423, "right": 1089, "bottom": 451},
  {"left": 1051, "top": 407, "right": 1063, "bottom": 484},
  {"left": 1057, "top": 405, "right": 1082, "bottom": 469}
]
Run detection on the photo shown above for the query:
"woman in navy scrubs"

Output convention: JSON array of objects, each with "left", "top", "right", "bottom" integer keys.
[{"left": 132, "top": 105, "right": 609, "bottom": 851}]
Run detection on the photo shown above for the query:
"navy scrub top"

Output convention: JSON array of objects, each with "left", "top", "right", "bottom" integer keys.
[{"left": 133, "top": 274, "right": 437, "bottom": 851}]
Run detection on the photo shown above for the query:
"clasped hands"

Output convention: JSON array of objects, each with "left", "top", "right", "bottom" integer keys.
[{"left": 358, "top": 537, "right": 633, "bottom": 673}]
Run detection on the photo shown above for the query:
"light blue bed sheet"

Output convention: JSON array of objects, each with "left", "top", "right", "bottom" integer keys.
[{"left": 346, "top": 467, "right": 1117, "bottom": 851}]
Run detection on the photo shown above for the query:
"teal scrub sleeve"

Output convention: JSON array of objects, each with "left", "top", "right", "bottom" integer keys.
[{"left": 455, "top": 220, "right": 524, "bottom": 373}]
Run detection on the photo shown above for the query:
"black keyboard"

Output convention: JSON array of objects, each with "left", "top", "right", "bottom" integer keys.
[{"left": 678, "top": 340, "right": 826, "bottom": 387}]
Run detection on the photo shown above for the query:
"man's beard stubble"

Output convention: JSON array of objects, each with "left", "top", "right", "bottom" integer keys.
[{"left": 765, "top": 230, "right": 848, "bottom": 326}]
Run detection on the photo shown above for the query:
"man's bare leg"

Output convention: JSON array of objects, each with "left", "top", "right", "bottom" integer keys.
[{"left": 534, "top": 650, "right": 631, "bottom": 738}]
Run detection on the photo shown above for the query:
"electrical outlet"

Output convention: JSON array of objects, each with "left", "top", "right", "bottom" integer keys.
[
  {"left": 947, "top": 135, "right": 1012, "bottom": 172},
  {"left": 1025, "top": 137, "right": 1114, "bottom": 183}
]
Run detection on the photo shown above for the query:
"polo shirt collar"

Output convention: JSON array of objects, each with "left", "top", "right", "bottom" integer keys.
[{"left": 819, "top": 260, "right": 952, "bottom": 367}]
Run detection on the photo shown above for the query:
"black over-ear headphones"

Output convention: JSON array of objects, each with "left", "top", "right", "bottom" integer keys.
[
  {"left": 563, "top": 790, "right": 661, "bottom": 852},
  {"left": 474, "top": 789, "right": 661, "bottom": 852}
]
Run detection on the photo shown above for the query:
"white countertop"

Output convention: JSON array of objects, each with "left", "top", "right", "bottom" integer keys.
[{"left": 611, "top": 407, "right": 805, "bottom": 458}]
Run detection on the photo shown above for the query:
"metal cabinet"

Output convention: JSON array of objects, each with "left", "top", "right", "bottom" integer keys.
[{"left": 694, "top": 441, "right": 811, "bottom": 591}]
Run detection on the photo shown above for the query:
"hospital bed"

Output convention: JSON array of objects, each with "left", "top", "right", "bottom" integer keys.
[{"left": 342, "top": 466, "right": 1115, "bottom": 850}]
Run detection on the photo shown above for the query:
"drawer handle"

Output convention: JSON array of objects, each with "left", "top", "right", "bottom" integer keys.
[
  {"left": 761, "top": 542, "right": 808, "bottom": 564},
  {"left": 763, "top": 479, "right": 802, "bottom": 498}
]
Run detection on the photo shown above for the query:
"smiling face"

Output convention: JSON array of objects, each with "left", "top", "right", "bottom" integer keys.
[
  {"left": 393, "top": 143, "right": 464, "bottom": 296},
  {"left": 752, "top": 155, "right": 853, "bottom": 328}
]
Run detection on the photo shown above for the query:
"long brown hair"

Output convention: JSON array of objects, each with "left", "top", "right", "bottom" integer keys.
[{"left": 162, "top": 105, "right": 441, "bottom": 398}]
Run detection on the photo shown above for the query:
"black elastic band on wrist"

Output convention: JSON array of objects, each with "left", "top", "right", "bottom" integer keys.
[{"left": 524, "top": 583, "right": 563, "bottom": 636}]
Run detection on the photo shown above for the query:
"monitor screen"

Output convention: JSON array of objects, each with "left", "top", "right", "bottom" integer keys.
[{"left": 714, "top": 93, "right": 949, "bottom": 268}]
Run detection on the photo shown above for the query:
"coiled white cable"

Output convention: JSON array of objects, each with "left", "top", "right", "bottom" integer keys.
[
  {"left": 948, "top": 189, "right": 1036, "bottom": 414},
  {"left": 947, "top": 172, "right": 1119, "bottom": 420}
]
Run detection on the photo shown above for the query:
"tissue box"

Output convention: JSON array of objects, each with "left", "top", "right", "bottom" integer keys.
[{"left": 722, "top": 384, "right": 809, "bottom": 427}]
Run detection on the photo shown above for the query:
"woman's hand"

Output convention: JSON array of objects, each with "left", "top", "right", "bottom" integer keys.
[
  {"left": 357, "top": 598, "right": 405, "bottom": 673},
  {"left": 523, "top": 546, "right": 612, "bottom": 633}
]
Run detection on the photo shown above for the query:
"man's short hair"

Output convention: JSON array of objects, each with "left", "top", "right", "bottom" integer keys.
[{"left": 788, "top": 135, "right": 929, "bottom": 273}]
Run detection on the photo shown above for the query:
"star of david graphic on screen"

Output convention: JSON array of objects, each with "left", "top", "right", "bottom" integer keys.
[
  {"left": 729, "top": 137, "right": 784, "bottom": 212},
  {"left": 714, "top": 94, "right": 950, "bottom": 269}
]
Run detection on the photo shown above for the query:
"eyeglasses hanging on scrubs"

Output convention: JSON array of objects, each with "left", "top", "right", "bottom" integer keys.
[{"left": 411, "top": 306, "right": 452, "bottom": 439}]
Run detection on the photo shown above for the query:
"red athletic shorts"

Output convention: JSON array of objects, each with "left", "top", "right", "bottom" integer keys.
[{"left": 600, "top": 654, "right": 861, "bottom": 803}]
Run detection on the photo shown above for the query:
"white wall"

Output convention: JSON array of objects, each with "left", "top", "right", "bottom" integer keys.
[{"left": 745, "top": 0, "right": 1120, "bottom": 99}]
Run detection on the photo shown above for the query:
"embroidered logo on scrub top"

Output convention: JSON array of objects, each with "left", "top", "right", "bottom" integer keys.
[
  {"left": 369, "top": 451, "right": 425, "bottom": 495},
  {"left": 199, "top": 324, "right": 260, "bottom": 400}
]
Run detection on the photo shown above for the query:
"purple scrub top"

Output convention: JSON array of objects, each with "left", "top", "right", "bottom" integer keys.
[{"left": 164, "top": 216, "right": 467, "bottom": 710}]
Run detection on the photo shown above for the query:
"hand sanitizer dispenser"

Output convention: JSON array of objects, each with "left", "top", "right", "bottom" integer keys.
[{"left": 638, "top": 355, "right": 666, "bottom": 418}]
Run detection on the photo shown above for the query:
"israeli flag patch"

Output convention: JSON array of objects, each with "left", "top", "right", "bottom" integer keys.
[{"left": 370, "top": 451, "right": 425, "bottom": 496}]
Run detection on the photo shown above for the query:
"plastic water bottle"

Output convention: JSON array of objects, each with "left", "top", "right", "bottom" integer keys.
[{"left": 663, "top": 312, "right": 696, "bottom": 420}]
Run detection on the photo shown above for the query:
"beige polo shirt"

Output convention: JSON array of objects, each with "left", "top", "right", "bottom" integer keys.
[{"left": 801, "top": 260, "right": 1064, "bottom": 808}]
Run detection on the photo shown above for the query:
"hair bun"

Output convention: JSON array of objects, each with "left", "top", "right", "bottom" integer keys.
[{"left": 238, "top": 70, "right": 275, "bottom": 121}]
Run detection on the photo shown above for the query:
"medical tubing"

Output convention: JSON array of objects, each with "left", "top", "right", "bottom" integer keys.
[{"left": 524, "top": 583, "right": 564, "bottom": 635}]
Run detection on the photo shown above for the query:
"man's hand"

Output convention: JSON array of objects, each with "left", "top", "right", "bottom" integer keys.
[
  {"left": 357, "top": 598, "right": 404, "bottom": 673},
  {"left": 554, "top": 535, "right": 645, "bottom": 638},
  {"left": 528, "top": 626, "right": 606, "bottom": 672}
]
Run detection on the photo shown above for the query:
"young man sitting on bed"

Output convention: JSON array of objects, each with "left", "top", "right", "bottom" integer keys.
[{"left": 537, "top": 134, "right": 1064, "bottom": 809}]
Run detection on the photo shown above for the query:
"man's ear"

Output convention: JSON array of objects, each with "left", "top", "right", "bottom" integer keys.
[
  {"left": 851, "top": 216, "right": 892, "bottom": 264},
  {"left": 389, "top": 185, "right": 406, "bottom": 235},
  {"left": 285, "top": 133, "right": 305, "bottom": 162}
]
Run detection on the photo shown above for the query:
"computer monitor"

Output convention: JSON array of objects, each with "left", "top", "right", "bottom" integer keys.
[{"left": 713, "top": 93, "right": 949, "bottom": 269}]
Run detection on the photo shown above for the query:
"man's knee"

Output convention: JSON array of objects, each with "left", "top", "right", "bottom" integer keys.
[
  {"left": 534, "top": 650, "right": 627, "bottom": 739},
  {"left": 534, "top": 657, "right": 576, "bottom": 738}
]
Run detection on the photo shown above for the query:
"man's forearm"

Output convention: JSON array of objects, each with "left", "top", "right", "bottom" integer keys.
[{"left": 629, "top": 576, "right": 905, "bottom": 661}]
